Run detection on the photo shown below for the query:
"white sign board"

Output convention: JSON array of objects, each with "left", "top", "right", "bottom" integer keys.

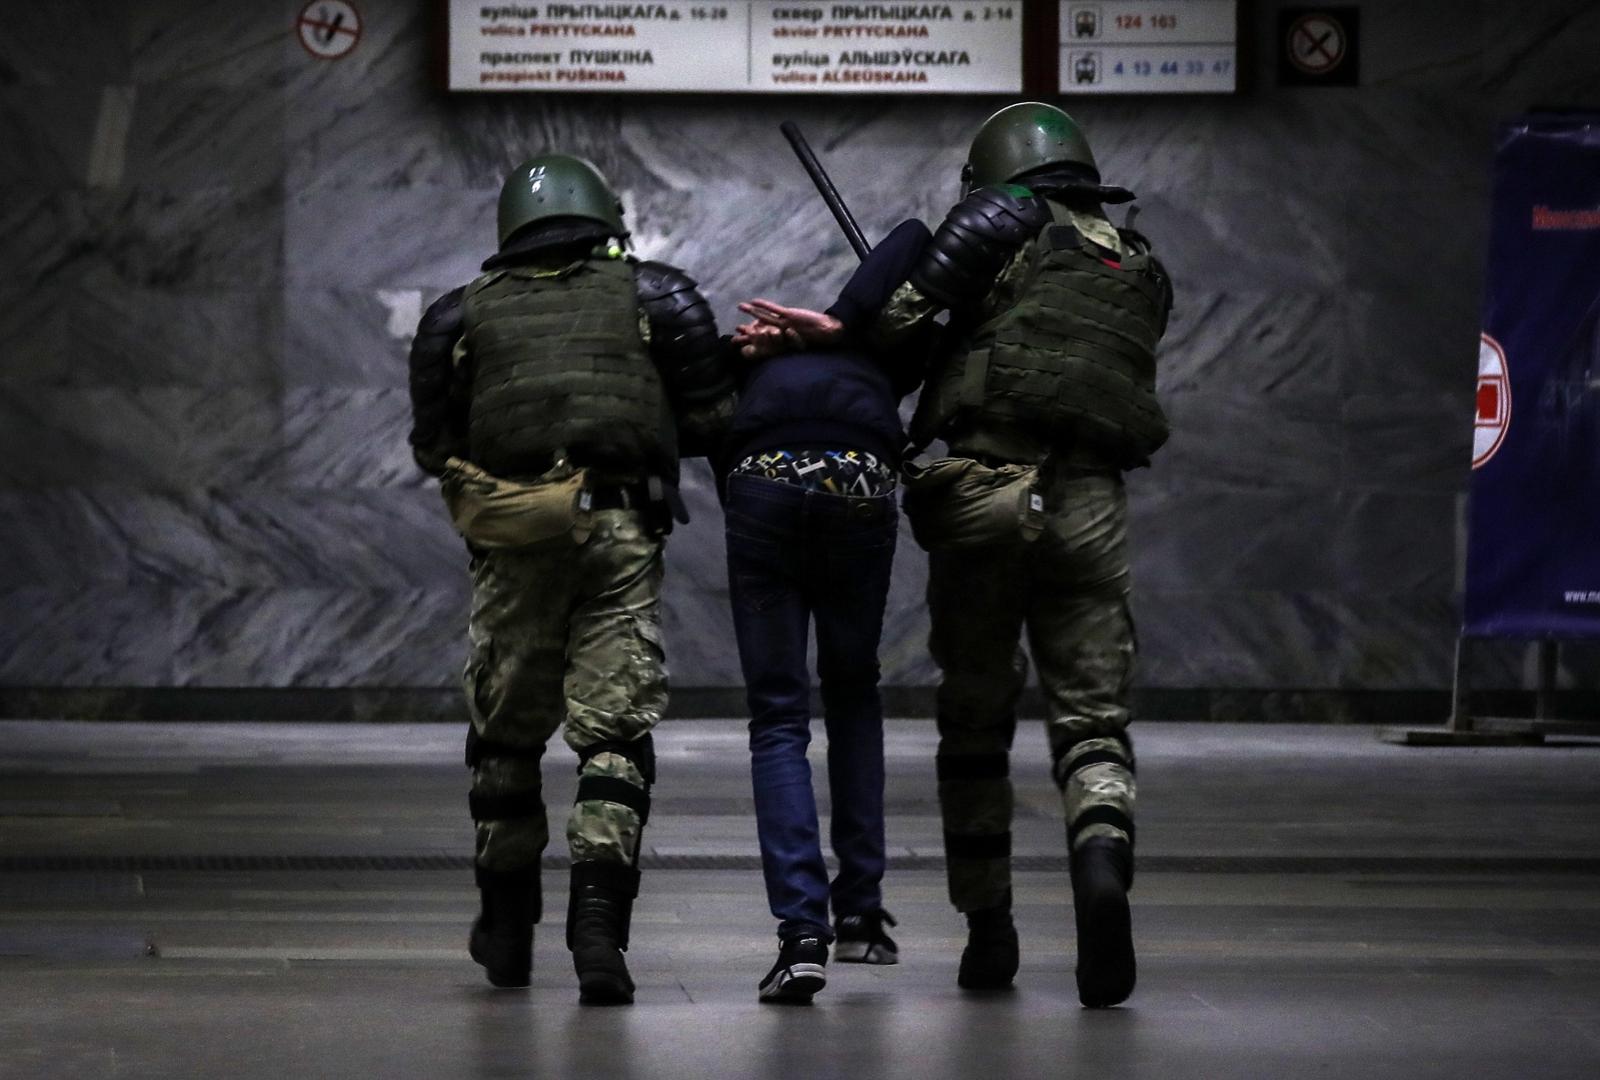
[
  {"left": 1059, "top": 1, "right": 1237, "bottom": 94},
  {"left": 449, "top": 2, "right": 1023, "bottom": 93}
]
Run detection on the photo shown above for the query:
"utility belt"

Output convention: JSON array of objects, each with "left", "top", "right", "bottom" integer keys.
[
  {"left": 900, "top": 453, "right": 1045, "bottom": 552},
  {"left": 438, "top": 456, "right": 682, "bottom": 550}
]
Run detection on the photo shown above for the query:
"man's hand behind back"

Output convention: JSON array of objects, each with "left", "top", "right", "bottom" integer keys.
[{"left": 732, "top": 299, "right": 844, "bottom": 359}]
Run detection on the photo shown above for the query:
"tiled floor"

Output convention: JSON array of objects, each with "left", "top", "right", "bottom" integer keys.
[{"left": 2, "top": 720, "right": 1599, "bottom": 1079}]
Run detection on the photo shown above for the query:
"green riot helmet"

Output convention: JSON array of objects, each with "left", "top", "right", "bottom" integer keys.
[
  {"left": 496, "top": 153, "right": 627, "bottom": 247},
  {"left": 962, "top": 102, "right": 1100, "bottom": 194}
]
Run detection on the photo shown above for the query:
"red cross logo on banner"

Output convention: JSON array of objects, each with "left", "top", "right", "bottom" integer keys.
[{"left": 1473, "top": 333, "right": 1511, "bottom": 469}]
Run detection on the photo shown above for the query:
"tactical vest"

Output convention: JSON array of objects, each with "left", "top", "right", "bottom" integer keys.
[
  {"left": 911, "top": 200, "right": 1171, "bottom": 468},
  {"left": 461, "top": 255, "right": 675, "bottom": 480}
]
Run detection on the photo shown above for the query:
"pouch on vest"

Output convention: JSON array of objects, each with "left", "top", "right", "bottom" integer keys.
[
  {"left": 900, "top": 456, "right": 1045, "bottom": 551},
  {"left": 438, "top": 457, "right": 592, "bottom": 549}
]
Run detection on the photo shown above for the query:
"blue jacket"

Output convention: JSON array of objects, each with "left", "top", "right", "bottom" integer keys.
[{"left": 723, "top": 220, "right": 933, "bottom": 470}]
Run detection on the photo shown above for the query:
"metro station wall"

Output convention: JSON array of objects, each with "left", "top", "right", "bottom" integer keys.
[{"left": 2, "top": 0, "right": 1597, "bottom": 693}]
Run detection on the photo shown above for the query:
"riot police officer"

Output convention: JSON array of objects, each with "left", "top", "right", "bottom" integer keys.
[
  {"left": 407, "top": 154, "right": 734, "bottom": 1005},
  {"left": 737, "top": 103, "right": 1170, "bottom": 1008}
]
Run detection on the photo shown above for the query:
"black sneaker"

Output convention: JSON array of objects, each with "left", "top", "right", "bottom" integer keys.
[
  {"left": 833, "top": 909, "right": 899, "bottom": 965},
  {"left": 758, "top": 935, "right": 828, "bottom": 1004}
]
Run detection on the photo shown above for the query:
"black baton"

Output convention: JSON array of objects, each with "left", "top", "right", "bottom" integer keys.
[{"left": 780, "top": 121, "right": 872, "bottom": 262}]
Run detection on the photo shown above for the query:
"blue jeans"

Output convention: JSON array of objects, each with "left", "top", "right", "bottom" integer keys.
[{"left": 724, "top": 473, "right": 898, "bottom": 941}]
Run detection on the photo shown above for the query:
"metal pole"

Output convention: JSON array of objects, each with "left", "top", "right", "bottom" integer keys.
[
  {"left": 1448, "top": 635, "right": 1473, "bottom": 732},
  {"left": 1536, "top": 639, "right": 1558, "bottom": 720}
]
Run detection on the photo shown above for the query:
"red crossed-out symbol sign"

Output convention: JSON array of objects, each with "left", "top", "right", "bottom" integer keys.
[
  {"left": 297, "top": 1, "right": 362, "bottom": 60},
  {"left": 1288, "top": 14, "right": 1345, "bottom": 75}
]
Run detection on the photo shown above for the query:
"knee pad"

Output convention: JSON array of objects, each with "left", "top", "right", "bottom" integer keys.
[
  {"left": 1051, "top": 731, "right": 1135, "bottom": 788},
  {"left": 574, "top": 732, "right": 656, "bottom": 786},
  {"left": 465, "top": 728, "right": 548, "bottom": 770}
]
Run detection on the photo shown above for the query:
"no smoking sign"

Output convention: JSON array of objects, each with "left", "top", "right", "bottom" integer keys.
[
  {"left": 297, "top": 1, "right": 361, "bottom": 60},
  {"left": 1278, "top": 7, "right": 1359, "bottom": 86}
]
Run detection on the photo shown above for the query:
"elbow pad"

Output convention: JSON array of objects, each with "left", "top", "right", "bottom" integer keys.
[
  {"left": 407, "top": 286, "right": 465, "bottom": 457},
  {"left": 910, "top": 185, "right": 1051, "bottom": 310},
  {"left": 633, "top": 260, "right": 732, "bottom": 404}
]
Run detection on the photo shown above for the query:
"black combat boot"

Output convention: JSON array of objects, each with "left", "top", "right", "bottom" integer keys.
[
  {"left": 957, "top": 891, "right": 1020, "bottom": 990},
  {"left": 567, "top": 860, "right": 639, "bottom": 1005},
  {"left": 1070, "top": 836, "right": 1136, "bottom": 1008},
  {"left": 469, "top": 865, "right": 540, "bottom": 989}
]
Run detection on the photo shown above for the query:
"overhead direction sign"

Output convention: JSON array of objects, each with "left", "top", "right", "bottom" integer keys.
[
  {"left": 1059, "top": 1, "right": 1237, "bottom": 95},
  {"left": 448, "top": 2, "right": 1024, "bottom": 94}
]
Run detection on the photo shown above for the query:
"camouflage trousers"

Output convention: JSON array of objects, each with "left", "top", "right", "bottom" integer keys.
[
  {"left": 927, "top": 469, "right": 1137, "bottom": 912},
  {"left": 463, "top": 509, "right": 667, "bottom": 876}
]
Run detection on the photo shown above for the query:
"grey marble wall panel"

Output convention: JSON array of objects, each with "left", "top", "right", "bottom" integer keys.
[
  {"left": 1331, "top": 492, "right": 1459, "bottom": 595},
  {"left": 286, "top": 182, "right": 493, "bottom": 289},
  {"left": 1104, "top": 96, "right": 1368, "bottom": 196},
  {"left": 1128, "top": 485, "right": 1341, "bottom": 593},
  {"left": 660, "top": 582, "right": 741, "bottom": 690},
  {"left": 79, "top": 183, "right": 285, "bottom": 290},
  {"left": 38, "top": 286, "right": 282, "bottom": 387},
  {"left": 1130, "top": 590, "right": 1345, "bottom": 689},
  {"left": 1340, "top": 189, "right": 1491, "bottom": 308},
  {"left": 1348, "top": 285, "right": 1484, "bottom": 398},
  {"left": 0, "top": 587, "right": 173, "bottom": 686},
  {"left": 1338, "top": 90, "right": 1496, "bottom": 195},
  {"left": 1131, "top": 189, "right": 1343, "bottom": 293},
  {"left": 282, "top": 287, "right": 422, "bottom": 387},
  {"left": 1152, "top": 390, "right": 1343, "bottom": 493},
  {"left": 658, "top": 460, "right": 747, "bottom": 687},
  {"left": 280, "top": 388, "right": 426, "bottom": 489},
  {"left": 1, "top": 184, "right": 284, "bottom": 294},
  {"left": 1331, "top": 593, "right": 1460, "bottom": 689},
  {"left": 0, "top": 387, "right": 279, "bottom": 490},
  {"left": 184, "top": 489, "right": 466, "bottom": 590},
  {"left": 878, "top": 533, "right": 938, "bottom": 687},
  {"left": 121, "top": 86, "right": 287, "bottom": 190},
  {"left": 0, "top": 284, "right": 65, "bottom": 379},
  {"left": 1156, "top": 289, "right": 1349, "bottom": 404},
  {"left": 0, "top": 88, "right": 103, "bottom": 185},
  {"left": 1363, "top": 2, "right": 1489, "bottom": 92},
  {"left": 3, "top": 187, "right": 96, "bottom": 286},
  {"left": 170, "top": 587, "right": 463, "bottom": 687},
  {"left": 128, "top": 1, "right": 289, "bottom": 88},
  {"left": 0, "top": 491, "right": 140, "bottom": 588},
  {"left": 1481, "top": 1, "right": 1600, "bottom": 110},
  {"left": 0, "top": 3, "right": 129, "bottom": 86},
  {"left": 1341, "top": 390, "right": 1474, "bottom": 493}
]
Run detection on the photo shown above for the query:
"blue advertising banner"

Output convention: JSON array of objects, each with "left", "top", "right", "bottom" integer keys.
[{"left": 1463, "top": 114, "right": 1600, "bottom": 639}]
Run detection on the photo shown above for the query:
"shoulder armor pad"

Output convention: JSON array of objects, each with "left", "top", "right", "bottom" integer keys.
[
  {"left": 911, "top": 185, "right": 1050, "bottom": 309},
  {"left": 632, "top": 260, "right": 730, "bottom": 405},
  {"left": 953, "top": 185, "right": 1052, "bottom": 246},
  {"left": 632, "top": 259, "right": 701, "bottom": 303},
  {"left": 418, "top": 286, "right": 465, "bottom": 336},
  {"left": 633, "top": 260, "right": 716, "bottom": 336}
]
